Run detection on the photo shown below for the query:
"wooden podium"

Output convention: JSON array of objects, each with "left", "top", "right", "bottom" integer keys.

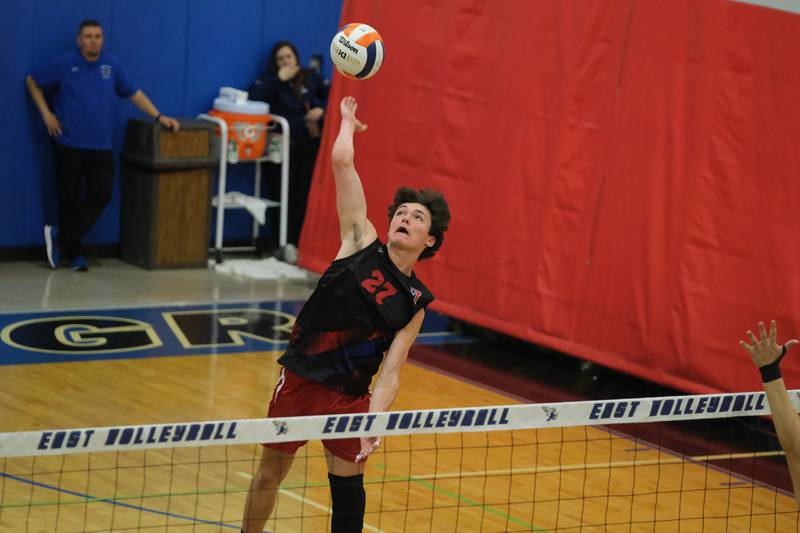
[{"left": 121, "top": 119, "right": 218, "bottom": 269}]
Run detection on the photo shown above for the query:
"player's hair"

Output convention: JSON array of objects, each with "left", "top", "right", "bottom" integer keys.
[
  {"left": 387, "top": 187, "right": 451, "bottom": 260},
  {"left": 77, "top": 19, "right": 102, "bottom": 35},
  {"left": 267, "top": 40, "right": 307, "bottom": 98}
]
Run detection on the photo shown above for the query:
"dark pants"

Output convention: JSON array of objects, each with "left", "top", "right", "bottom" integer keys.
[
  {"left": 264, "top": 137, "right": 320, "bottom": 249},
  {"left": 287, "top": 138, "right": 320, "bottom": 246},
  {"left": 54, "top": 144, "right": 115, "bottom": 260}
]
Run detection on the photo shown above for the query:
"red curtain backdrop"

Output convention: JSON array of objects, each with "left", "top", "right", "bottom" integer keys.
[{"left": 299, "top": 0, "right": 800, "bottom": 395}]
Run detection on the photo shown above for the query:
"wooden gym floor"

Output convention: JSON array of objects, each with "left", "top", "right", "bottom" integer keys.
[{"left": 0, "top": 258, "right": 796, "bottom": 532}]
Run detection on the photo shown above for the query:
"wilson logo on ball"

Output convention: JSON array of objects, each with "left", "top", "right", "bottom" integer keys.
[{"left": 330, "top": 23, "right": 384, "bottom": 80}]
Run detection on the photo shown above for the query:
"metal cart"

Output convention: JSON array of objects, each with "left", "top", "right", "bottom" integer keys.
[{"left": 197, "top": 113, "right": 290, "bottom": 264}]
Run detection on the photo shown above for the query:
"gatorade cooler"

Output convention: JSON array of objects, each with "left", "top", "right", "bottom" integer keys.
[{"left": 209, "top": 94, "right": 270, "bottom": 161}]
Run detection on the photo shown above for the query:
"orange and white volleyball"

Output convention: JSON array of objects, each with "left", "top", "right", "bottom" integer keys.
[{"left": 330, "top": 23, "right": 384, "bottom": 80}]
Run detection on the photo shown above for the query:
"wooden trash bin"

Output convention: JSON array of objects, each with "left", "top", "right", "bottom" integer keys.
[{"left": 121, "top": 119, "right": 218, "bottom": 269}]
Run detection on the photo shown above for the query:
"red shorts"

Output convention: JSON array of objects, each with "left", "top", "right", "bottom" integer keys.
[{"left": 264, "top": 368, "right": 371, "bottom": 462}]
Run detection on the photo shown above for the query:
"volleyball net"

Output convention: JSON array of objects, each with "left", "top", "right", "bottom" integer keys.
[{"left": 1, "top": 391, "right": 799, "bottom": 532}]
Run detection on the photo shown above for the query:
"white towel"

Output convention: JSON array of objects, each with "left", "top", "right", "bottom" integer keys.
[
  {"left": 214, "top": 257, "right": 307, "bottom": 280},
  {"left": 211, "top": 191, "right": 277, "bottom": 225}
]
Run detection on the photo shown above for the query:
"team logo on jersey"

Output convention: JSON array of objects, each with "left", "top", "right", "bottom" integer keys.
[
  {"left": 100, "top": 64, "right": 111, "bottom": 79},
  {"left": 409, "top": 287, "right": 422, "bottom": 305}
]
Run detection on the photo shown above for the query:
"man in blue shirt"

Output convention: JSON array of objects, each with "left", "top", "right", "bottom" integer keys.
[{"left": 26, "top": 19, "right": 180, "bottom": 271}]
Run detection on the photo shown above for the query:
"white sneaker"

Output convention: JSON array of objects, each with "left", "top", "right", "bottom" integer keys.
[
  {"left": 44, "top": 225, "right": 60, "bottom": 269},
  {"left": 282, "top": 244, "right": 298, "bottom": 264}
]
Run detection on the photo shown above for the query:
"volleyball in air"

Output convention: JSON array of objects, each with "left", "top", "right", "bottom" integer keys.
[{"left": 330, "top": 23, "right": 384, "bottom": 80}]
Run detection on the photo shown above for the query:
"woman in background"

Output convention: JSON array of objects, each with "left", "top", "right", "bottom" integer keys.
[{"left": 249, "top": 40, "right": 328, "bottom": 262}]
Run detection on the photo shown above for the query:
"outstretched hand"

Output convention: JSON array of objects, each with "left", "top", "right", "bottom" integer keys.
[
  {"left": 355, "top": 435, "right": 381, "bottom": 463},
  {"left": 740, "top": 320, "right": 799, "bottom": 369},
  {"left": 340, "top": 96, "right": 367, "bottom": 133}
]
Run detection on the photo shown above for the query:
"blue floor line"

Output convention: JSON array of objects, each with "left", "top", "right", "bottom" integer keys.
[{"left": 0, "top": 471, "right": 253, "bottom": 531}]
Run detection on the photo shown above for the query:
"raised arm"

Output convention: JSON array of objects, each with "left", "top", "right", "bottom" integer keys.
[
  {"left": 331, "top": 96, "right": 377, "bottom": 259},
  {"left": 740, "top": 320, "right": 800, "bottom": 507}
]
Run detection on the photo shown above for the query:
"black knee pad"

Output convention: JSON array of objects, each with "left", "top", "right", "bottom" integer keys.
[{"left": 328, "top": 473, "right": 365, "bottom": 533}]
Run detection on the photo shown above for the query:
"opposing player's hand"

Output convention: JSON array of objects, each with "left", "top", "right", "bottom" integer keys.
[
  {"left": 340, "top": 96, "right": 367, "bottom": 133},
  {"left": 740, "top": 320, "right": 799, "bottom": 368},
  {"left": 42, "top": 111, "right": 62, "bottom": 136},
  {"left": 355, "top": 435, "right": 381, "bottom": 463}
]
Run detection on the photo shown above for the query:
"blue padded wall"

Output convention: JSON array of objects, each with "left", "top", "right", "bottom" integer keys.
[{"left": 1, "top": 0, "right": 342, "bottom": 247}]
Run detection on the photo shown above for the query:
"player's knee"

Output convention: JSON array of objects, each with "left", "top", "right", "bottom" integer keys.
[
  {"left": 328, "top": 473, "right": 365, "bottom": 532},
  {"left": 253, "top": 462, "right": 286, "bottom": 489},
  {"left": 253, "top": 447, "right": 294, "bottom": 488}
]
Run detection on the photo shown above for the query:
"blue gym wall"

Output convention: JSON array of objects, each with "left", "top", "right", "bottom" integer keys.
[{"left": 0, "top": 0, "right": 342, "bottom": 249}]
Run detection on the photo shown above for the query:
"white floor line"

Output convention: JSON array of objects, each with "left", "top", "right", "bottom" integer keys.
[
  {"left": 236, "top": 450, "right": 787, "bottom": 529},
  {"left": 238, "top": 472, "right": 385, "bottom": 533},
  {"left": 371, "top": 450, "right": 788, "bottom": 482}
]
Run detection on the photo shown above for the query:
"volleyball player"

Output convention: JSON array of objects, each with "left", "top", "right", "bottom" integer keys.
[
  {"left": 241, "top": 95, "right": 451, "bottom": 533},
  {"left": 740, "top": 320, "right": 800, "bottom": 507}
]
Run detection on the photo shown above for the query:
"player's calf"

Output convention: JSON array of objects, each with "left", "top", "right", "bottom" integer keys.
[{"left": 329, "top": 472, "right": 366, "bottom": 532}]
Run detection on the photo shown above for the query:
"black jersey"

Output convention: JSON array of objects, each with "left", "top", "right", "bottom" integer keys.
[{"left": 278, "top": 239, "right": 434, "bottom": 396}]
